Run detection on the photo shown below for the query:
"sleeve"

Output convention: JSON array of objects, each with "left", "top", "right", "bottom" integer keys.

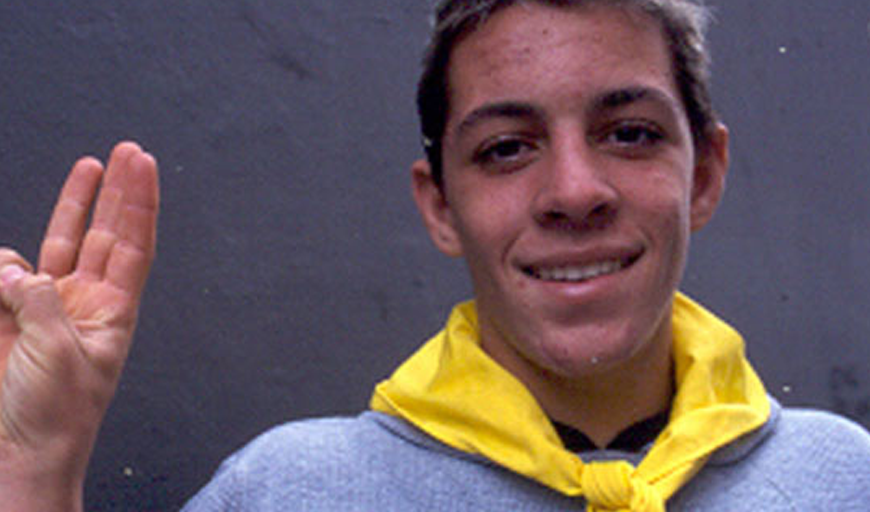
[{"left": 180, "top": 451, "right": 249, "bottom": 512}]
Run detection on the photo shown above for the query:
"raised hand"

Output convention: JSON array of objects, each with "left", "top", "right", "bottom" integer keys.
[{"left": 0, "top": 142, "right": 159, "bottom": 511}]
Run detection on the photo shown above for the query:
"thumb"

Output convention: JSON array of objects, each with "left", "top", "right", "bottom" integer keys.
[
  {"left": 0, "top": 265, "right": 82, "bottom": 446},
  {"left": 0, "top": 265, "right": 73, "bottom": 358},
  {"left": 0, "top": 264, "right": 89, "bottom": 510}
]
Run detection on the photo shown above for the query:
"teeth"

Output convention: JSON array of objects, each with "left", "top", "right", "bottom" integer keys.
[{"left": 531, "top": 260, "right": 624, "bottom": 283}]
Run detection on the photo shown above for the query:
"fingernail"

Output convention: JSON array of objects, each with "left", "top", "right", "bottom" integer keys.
[{"left": 0, "top": 265, "right": 25, "bottom": 288}]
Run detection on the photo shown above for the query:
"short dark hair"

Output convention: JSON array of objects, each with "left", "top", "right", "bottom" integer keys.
[{"left": 417, "top": 0, "right": 717, "bottom": 187}]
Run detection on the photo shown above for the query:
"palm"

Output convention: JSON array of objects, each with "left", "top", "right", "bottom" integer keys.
[
  {"left": 56, "top": 273, "right": 135, "bottom": 367},
  {"left": 0, "top": 142, "right": 158, "bottom": 464}
]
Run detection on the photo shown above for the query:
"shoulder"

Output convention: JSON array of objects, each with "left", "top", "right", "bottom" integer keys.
[
  {"left": 678, "top": 402, "right": 870, "bottom": 510},
  {"left": 768, "top": 406, "right": 870, "bottom": 468},
  {"left": 748, "top": 406, "right": 870, "bottom": 504},
  {"left": 181, "top": 413, "right": 395, "bottom": 511},
  {"left": 219, "top": 413, "right": 390, "bottom": 472},
  {"left": 778, "top": 406, "right": 870, "bottom": 440},
  {"left": 710, "top": 398, "right": 870, "bottom": 466},
  {"left": 180, "top": 412, "right": 501, "bottom": 511},
  {"left": 181, "top": 412, "right": 582, "bottom": 511}
]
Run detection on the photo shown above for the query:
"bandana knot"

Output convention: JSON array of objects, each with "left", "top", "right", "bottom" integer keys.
[{"left": 582, "top": 461, "right": 664, "bottom": 512}]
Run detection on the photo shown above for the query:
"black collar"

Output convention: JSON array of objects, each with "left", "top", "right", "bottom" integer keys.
[{"left": 552, "top": 408, "right": 671, "bottom": 453}]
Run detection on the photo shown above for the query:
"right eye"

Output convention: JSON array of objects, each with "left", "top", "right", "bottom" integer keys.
[{"left": 473, "top": 136, "right": 537, "bottom": 172}]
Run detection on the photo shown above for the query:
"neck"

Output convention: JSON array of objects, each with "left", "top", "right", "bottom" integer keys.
[
  {"left": 540, "top": 350, "right": 673, "bottom": 448},
  {"left": 487, "top": 323, "right": 674, "bottom": 449}
]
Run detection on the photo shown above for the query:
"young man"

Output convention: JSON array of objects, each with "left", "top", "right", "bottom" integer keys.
[{"left": 1, "top": 1, "right": 869, "bottom": 511}]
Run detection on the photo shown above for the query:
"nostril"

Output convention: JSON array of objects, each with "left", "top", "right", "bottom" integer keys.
[
  {"left": 589, "top": 202, "right": 613, "bottom": 218},
  {"left": 584, "top": 203, "right": 617, "bottom": 229},
  {"left": 538, "top": 209, "right": 570, "bottom": 227},
  {"left": 537, "top": 210, "right": 580, "bottom": 231},
  {"left": 531, "top": 170, "right": 620, "bottom": 231},
  {"left": 542, "top": 210, "right": 567, "bottom": 222},
  {"left": 536, "top": 203, "right": 616, "bottom": 231}
]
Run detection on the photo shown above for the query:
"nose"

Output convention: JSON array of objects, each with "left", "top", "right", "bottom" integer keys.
[{"left": 532, "top": 135, "right": 619, "bottom": 231}]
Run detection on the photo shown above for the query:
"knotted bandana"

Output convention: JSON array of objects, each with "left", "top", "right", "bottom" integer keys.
[
  {"left": 582, "top": 461, "right": 662, "bottom": 511},
  {"left": 370, "top": 293, "right": 770, "bottom": 511}
]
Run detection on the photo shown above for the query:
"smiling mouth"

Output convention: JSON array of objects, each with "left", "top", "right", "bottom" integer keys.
[{"left": 522, "top": 253, "right": 640, "bottom": 283}]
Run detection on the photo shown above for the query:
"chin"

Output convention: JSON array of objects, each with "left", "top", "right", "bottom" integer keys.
[
  {"left": 522, "top": 315, "right": 667, "bottom": 379},
  {"left": 538, "top": 340, "right": 640, "bottom": 378}
]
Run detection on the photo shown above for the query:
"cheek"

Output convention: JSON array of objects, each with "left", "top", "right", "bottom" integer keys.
[
  {"left": 450, "top": 183, "right": 525, "bottom": 247},
  {"left": 454, "top": 209, "right": 510, "bottom": 265},
  {"left": 629, "top": 170, "right": 694, "bottom": 228},
  {"left": 449, "top": 189, "right": 528, "bottom": 288},
  {"left": 652, "top": 198, "right": 693, "bottom": 287},
  {"left": 624, "top": 175, "right": 694, "bottom": 271}
]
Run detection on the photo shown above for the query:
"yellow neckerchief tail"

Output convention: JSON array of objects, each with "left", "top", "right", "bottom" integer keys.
[{"left": 370, "top": 293, "right": 770, "bottom": 511}]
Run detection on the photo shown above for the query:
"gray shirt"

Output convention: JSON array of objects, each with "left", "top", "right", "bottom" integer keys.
[{"left": 182, "top": 398, "right": 870, "bottom": 511}]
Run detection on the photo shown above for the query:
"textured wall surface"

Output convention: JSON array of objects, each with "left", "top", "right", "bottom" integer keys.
[{"left": 1, "top": 1, "right": 868, "bottom": 509}]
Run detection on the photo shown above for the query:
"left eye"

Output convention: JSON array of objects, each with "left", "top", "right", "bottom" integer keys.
[{"left": 604, "top": 123, "right": 664, "bottom": 147}]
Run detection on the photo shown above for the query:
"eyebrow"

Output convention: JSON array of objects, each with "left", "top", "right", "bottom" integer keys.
[
  {"left": 454, "top": 101, "right": 545, "bottom": 139},
  {"left": 591, "top": 86, "right": 682, "bottom": 116},
  {"left": 453, "top": 86, "right": 682, "bottom": 138}
]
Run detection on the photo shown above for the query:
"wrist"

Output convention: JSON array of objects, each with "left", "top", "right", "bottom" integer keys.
[{"left": 0, "top": 446, "right": 84, "bottom": 512}]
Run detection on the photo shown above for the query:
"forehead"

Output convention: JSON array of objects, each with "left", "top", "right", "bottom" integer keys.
[{"left": 444, "top": 3, "right": 677, "bottom": 127}]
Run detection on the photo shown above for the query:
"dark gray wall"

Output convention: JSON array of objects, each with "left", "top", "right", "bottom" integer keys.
[{"left": 1, "top": 1, "right": 868, "bottom": 510}]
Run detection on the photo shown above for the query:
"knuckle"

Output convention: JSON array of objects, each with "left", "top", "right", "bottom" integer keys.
[
  {"left": 0, "top": 265, "right": 30, "bottom": 298},
  {"left": 15, "top": 272, "right": 58, "bottom": 302},
  {"left": 84, "top": 228, "right": 119, "bottom": 251},
  {"left": 0, "top": 248, "right": 34, "bottom": 271},
  {"left": 38, "top": 240, "right": 74, "bottom": 265},
  {"left": 6, "top": 276, "right": 51, "bottom": 311}
]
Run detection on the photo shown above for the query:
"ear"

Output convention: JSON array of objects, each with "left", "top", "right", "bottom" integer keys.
[
  {"left": 690, "top": 123, "right": 729, "bottom": 232},
  {"left": 411, "top": 159, "right": 464, "bottom": 257}
]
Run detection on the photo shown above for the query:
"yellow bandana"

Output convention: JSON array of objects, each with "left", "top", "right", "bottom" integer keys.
[{"left": 370, "top": 293, "right": 770, "bottom": 511}]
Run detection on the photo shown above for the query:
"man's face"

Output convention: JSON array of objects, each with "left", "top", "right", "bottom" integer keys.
[{"left": 413, "top": 4, "right": 727, "bottom": 381}]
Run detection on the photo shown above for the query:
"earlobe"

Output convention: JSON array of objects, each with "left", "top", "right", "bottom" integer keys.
[
  {"left": 690, "top": 123, "right": 729, "bottom": 232},
  {"left": 410, "top": 159, "right": 464, "bottom": 257}
]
